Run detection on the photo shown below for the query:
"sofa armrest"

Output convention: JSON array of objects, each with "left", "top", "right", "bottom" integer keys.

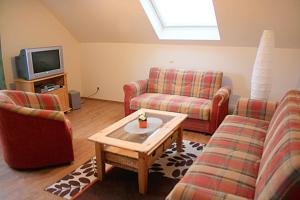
[
  {"left": 210, "top": 86, "right": 231, "bottom": 133},
  {"left": 123, "top": 80, "right": 148, "bottom": 116},
  {"left": 123, "top": 80, "right": 148, "bottom": 98},
  {"left": 233, "top": 98, "right": 278, "bottom": 121},
  {"left": 212, "top": 86, "right": 231, "bottom": 106}
]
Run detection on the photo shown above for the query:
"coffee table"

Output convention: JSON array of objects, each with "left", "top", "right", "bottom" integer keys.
[{"left": 88, "top": 109, "right": 187, "bottom": 194}]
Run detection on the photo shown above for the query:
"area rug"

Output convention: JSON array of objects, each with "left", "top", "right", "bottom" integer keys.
[{"left": 45, "top": 140, "right": 205, "bottom": 199}]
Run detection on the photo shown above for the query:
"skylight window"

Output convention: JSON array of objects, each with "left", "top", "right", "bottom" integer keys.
[{"left": 140, "top": 0, "right": 220, "bottom": 40}]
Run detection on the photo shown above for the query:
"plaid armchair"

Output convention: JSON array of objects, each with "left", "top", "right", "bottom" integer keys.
[
  {"left": 0, "top": 90, "right": 74, "bottom": 169},
  {"left": 123, "top": 67, "right": 231, "bottom": 134}
]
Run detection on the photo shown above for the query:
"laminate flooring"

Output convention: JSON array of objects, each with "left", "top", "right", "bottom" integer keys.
[{"left": 0, "top": 99, "right": 211, "bottom": 200}]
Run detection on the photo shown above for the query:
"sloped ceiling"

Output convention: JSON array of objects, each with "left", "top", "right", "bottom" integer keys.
[{"left": 40, "top": 0, "right": 300, "bottom": 48}]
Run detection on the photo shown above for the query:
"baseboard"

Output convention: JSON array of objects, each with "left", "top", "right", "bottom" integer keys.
[{"left": 81, "top": 97, "right": 124, "bottom": 104}]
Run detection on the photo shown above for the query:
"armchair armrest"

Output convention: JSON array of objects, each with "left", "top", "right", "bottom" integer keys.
[
  {"left": 210, "top": 86, "right": 231, "bottom": 133},
  {"left": 123, "top": 80, "right": 148, "bottom": 116},
  {"left": 233, "top": 98, "right": 278, "bottom": 121},
  {"left": 0, "top": 102, "right": 72, "bottom": 141},
  {"left": 0, "top": 103, "right": 65, "bottom": 122}
]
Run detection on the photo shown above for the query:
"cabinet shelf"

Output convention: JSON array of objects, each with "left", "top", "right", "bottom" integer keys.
[{"left": 15, "top": 73, "right": 71, "bottom": 112}]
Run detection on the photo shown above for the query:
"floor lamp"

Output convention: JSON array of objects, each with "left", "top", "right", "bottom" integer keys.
[{"left": 250, "top": 30, "right": 275, "bottom": 100}]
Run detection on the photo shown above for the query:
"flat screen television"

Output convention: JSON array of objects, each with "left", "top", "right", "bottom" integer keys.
[{"left": 16, "top": 46, "right": 64, "bottom": 80}]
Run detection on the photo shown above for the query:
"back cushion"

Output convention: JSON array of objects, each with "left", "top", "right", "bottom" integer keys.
[
  {"left": 0, "top": 90, "right": 59, "bottom": 110},
  {"left": 255, "top": 90, "right": 300, "bottom": 200},
  {"left": 147, "top": 67, "right": 223, "bottom": 99}
]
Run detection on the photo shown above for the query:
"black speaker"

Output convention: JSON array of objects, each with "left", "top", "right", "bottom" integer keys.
[{"left": 68, "top": 90, "right": 81, "bottom": 110}]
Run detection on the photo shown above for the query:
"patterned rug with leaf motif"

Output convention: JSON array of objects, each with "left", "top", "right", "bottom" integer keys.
[{"left": 45, "top": 140, "right": 205, "bottom": 199}]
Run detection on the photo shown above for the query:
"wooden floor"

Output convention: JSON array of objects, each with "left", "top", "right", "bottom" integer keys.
[{"left": 0, "top": 99, "right": 211, "bottom": 200}]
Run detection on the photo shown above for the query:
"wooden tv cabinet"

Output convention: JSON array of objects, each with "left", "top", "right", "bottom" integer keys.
[{"left": 15, "top": 73, "right": 70, "bottom": 112}]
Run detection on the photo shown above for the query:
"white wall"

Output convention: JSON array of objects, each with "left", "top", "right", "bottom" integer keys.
[
  {"left": 0, "top": 0, "right": 82, "bottom": 92},
  {"left": 81, "top": 42, "right": 300, "bottom": 108}
]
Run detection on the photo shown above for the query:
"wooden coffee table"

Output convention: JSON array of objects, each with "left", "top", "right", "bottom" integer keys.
[{"left": 88, "top": 109, "right": 187, "bottom": 194}]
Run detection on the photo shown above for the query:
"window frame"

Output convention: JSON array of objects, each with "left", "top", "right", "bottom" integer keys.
[{"left": 140, "top": 0, "right": 220, "bottom": 40}]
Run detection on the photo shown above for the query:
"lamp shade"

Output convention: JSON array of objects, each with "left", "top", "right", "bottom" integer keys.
[{"left": 250, "top": 30, "right": 275, "bottom": 100}]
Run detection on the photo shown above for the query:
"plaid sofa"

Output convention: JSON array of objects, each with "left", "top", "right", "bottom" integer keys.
[
  {"left": 123, "top": 67, "right": 231, "bottom": 134},
  {"left": 167, "top": 90, "right": 300, "bottom": 200},
  {"left": 0, "top": 90, "right": 74, "bottom": 169}
]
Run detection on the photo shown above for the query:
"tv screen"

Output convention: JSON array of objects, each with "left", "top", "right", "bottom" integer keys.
[{"left": 32, "top": 50, "right": 60, "bottom": 73}]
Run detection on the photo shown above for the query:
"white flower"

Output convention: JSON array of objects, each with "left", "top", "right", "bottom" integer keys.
[{"left": 138, "top": 112, "right": 147, "bottom": 121}]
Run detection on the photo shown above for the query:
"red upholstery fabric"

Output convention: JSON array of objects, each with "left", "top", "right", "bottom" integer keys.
[
  {"left": 130, "top": 93, "right": 211, "bottom": 120},
  {"left": 167, "top": 90, "right": 300, "bottom": 200},
  {"left": 167, "top": 115, "right": 269, "bottom": 200},
  {"left": 147, "top": 67, "right": 223, "bottom": 99},
  {"left": 0, "top": 89, "right": 62, "bottom": 110},
  {"left": 123, "top": 68, "right": 230, "bottom": 134},
  {"left": 233, "top": 98, "right": 278, "bottom": 121},
  {"left": 255, "top": 90, "right": 300, "bottom": 200},
  {"left": 123, "top": 80, "right": 148, "bottom": 116},
  {"left": 0, "top": 90, "right": 74, "bottom": 169}
]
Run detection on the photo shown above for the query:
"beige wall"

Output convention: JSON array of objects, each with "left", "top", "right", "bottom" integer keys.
[
  {"left": 0, "top": 0, "right": 82, "bottom": 92},
  {"left": 80, "top": 42, "right": 300, "bottom": 107},
  {"left": 1, "top": 0, "right": 299, "bottom": 107}
]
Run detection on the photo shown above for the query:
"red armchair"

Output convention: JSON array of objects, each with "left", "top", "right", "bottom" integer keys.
[
  {"left": 0, "top": 90, "right": 74, "bottom": 169},
  {"left": 123, "top": 67, "right": 231, "bottom": 134}
]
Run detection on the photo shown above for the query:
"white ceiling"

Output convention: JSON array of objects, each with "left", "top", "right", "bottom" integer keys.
[{"left": 40, "top": 0, "right": 300, "bottom": 48}]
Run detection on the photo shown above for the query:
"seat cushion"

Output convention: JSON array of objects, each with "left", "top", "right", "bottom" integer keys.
[
  {"left": 129, "top": 93, "right": 211, "bottom": 120},
  {"left": 167, "top": 115, "right": 270, "bottom": 200},
  {"left": 147, "top": 67, "right": 223, "bottom": 99}
]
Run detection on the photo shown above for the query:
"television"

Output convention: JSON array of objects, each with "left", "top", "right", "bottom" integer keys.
[{"left": 16, "top": 46, "right": 64, "bottom": 80}]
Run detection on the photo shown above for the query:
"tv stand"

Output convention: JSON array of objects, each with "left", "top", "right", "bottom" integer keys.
[{"left": 15, "top": 73, "right": 71, "bottom": 112}]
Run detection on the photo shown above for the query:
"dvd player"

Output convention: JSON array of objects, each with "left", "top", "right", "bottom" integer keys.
[{"left": 40, "top": 84, "right": 61, "bottom": 93}]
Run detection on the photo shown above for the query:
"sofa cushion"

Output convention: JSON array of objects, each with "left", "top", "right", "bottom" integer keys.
[
  {"left": 147, "top": 67, "right": 223, "bottom": 99},
  {"left": 130, "top": 93, "right": 211, "bottom": 120},
  {"left": 255, "top": 90, "right": 300, "bottom": 200},
  {"left": 167, "top": 115, "right": 269, "bottom": 200}
]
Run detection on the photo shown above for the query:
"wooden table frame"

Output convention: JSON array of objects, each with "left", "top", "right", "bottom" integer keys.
[{"left": 89, "top": 109, "right": 187, "bottom": 194}]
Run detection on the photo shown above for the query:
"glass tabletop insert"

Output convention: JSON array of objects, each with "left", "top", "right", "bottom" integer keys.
[{"left": 107, "top": 112, "right": 175, "bottom": 144}]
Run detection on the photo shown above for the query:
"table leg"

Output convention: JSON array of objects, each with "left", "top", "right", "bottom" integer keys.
[
  {"left": 176, "top": 127, "right": 183, "bottom": 152},
  {"left": 138, "top": 152, "right": 148, "bottom": 194},
  {"left": 95, "top": 143, "right": 105, "bottom": 181}
]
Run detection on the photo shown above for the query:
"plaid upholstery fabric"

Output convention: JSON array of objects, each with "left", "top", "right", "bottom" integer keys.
[
  {"left": 233, "top": 97, "right": 278, "bottom": 121},
  {"left": 147, "top": 67, "right": 223, "bottom": 99},
  {"left": 213, "top": 86, "right": 231, "bottom": 105},
  {"left": 123, "top": 79, "right": 148, "bottom": 98},
  {"left": 0, "top": 103, "right": 65, "bottom": 121},
  {"left": 166, "top": 184, "right": 250, "bottom": 200},
  {"left": 255, "top": 90, "right": 300, "bottom": 200},
  {"left": 130, "top": 93, "right": 211, "bottom": 120},
  {"left": 167, "top": 115, "right": 270, "bottom": 200},
  {"left": 0, "top": 90, "right": 64, "bottom": 121},
  {"left": 0, "top": 90, "right": 61, "bottom": 111}
]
